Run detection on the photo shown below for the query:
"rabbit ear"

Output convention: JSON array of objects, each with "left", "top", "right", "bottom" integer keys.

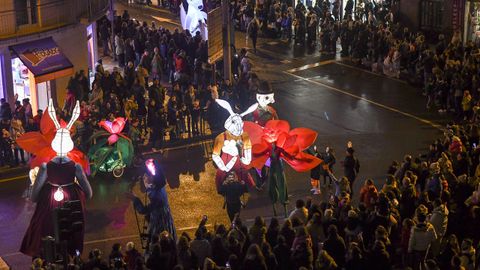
[
  {"left": 47, "top": 98, "right": 61, "bottom": 130},
  {"left": 66, "top": 100, "right": 80, "bottom": 130},
  {"left": 240, "top": 103, "right": 259, "bottom": 117},
  {"left": 215, "top": 99, "right": 235, "bottom": 116}
]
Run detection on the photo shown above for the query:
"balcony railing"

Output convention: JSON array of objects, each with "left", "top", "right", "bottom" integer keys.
[{"left": 0, "top": 0, "right": 109, "bottom": 40}]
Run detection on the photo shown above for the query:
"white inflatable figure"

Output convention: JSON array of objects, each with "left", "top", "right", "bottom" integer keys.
[
  {"left": 30, "top": 99, "right": 92, "bottom": 203},
  {"left": 180, "top": 0, "right": 208, "bottom": 40},
  {"left": 212, "top": 99, "right": 258, "bottom": 191}
]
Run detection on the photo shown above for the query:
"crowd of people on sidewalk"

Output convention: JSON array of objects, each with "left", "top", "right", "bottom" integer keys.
[
  {"left": 32, "top": 120, "right": 480, "bottom": 270},
  {"left": 0, "top": 9, "right": 262, "bottom": 167}
]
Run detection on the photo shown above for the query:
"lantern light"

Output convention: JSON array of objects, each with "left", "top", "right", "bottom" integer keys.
[
  {"left": 145, "top": 159, "right": 156, "bottom": 176},
  {"left": 54, "top": 186, "right": 65, "bottom": 202}
]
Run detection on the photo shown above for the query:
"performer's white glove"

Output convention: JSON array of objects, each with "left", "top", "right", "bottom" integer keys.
[
  {"left": 225, "top": 156, "right": 238, "bottom": 172},
  {"left": 241, "top": 149, "right": 252, "bottom": 165},
  {"left": 213, "top": 154, "right": 237, "bottom": 172}
]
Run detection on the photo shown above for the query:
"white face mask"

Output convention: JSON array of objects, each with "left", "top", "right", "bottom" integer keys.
[{"left": 256, "top": 93, "right": 275, "bottom": 108}]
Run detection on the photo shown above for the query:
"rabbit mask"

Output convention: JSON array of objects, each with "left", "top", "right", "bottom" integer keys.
[
  {"left": 48, "top": 98, "right": 80, "bottom": 157},
  {"left": 216, "top": 99, "right": 258, "bottom": 137}
]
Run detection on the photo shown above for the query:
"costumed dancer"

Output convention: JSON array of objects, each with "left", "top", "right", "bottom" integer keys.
[
  {"left": 248, "top": 81, "right": 278, "bottom": 188},
  {"left": 20, "top": 100, "right": 92, "bottom": 257},
  {"left": 212, "top": 99, "right": 258, "bottom": 193},
  {"left": 244, "top": 120, "right": 322, "bottom": 217},
  {"left": 127, "top": 159, "right": 177, "bottom": 245},
  {"left": 309, "top": 146, "right": 336, "bottom": 195},
  {"left": 88, "top": 117, "right": 134, "bottom": 178}
]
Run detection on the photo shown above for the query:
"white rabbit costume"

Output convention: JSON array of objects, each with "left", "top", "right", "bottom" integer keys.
[
  {"left": 21, "top": 99, "right": 92, "bottom": 257},
  {"left": 212, "top": 99, "right": 258, "bottom": 192}
]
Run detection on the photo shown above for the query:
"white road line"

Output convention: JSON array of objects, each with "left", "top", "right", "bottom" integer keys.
[
  {"left": 283, "top": 71, "right": 443, "bottom": 131},
  {"left": 286, "top": 60, "right": 335, "bottom": 73},
  {"left": 335, "top": 61, "right": 408, "bottom": 84}
]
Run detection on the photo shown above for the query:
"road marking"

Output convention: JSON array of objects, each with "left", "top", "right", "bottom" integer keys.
[
  {"left": 151, "top": 15, "right": 181, "bottom": 27},
  {"left": 335, "top": 61, "right": 408, "bottom": 84},
  {"left": 0, "top": 175, "right": 27, "bottom": 183},
  {"left": 283, "top": 71, "right": 443, "bottom": 131},
  {"left": 286, "top": 60, "right": 335, "bottom": 73}
]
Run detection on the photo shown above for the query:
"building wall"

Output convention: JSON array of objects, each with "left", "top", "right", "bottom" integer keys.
[
  {"left": 0, "top": 23, "right": 89, "bottom": 110},
  {"left": 398, "top": 0, "right": 421, "bottom": 31},
  {"left": 50, "top": 24, "right": 89, "bottom": 107}
]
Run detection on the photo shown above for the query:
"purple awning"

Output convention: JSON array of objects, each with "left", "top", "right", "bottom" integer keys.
[{"left": 10, "top": 37, "right": 73, "bottom": 82}]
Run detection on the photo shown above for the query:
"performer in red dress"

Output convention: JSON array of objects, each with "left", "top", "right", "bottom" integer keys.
[
  {"left": 212, "top": 99, "right": 258, "bottom": 193},
  {"left": 20, "top": 100, "right": 92, "bottom": 257}
]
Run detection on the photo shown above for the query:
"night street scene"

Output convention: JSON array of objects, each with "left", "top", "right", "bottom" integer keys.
[{"left": 1, "top": 0, "right": 480, "bottom": 269}]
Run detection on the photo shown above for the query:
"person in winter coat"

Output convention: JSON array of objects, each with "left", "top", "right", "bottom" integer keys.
[
  {"left": 273, "top": 236, "right": 292, "bottom": 270},
  {"left": 243, "top": 244, "right": 268, "bottom": 270},
  {"left": 359, "top": 179, "right": 378, "bottom": 210},
  {"left": 343, "top": 145, "right": 359, "bottom": 193},
  {"left": 365, "top": 240, "right": 391, "bottom": 270},
  {"left": 307, "top": 213, "right": 326, "bottom": 257},
  {"left": 408, "top": 207, "right": 437, "bottom": 270},
  {"left": 323, "top": 224, "right": 346, "bottom": 268},
  {"left": 249, "top": 216, "right": 267, "bottom": 245},
  {"left": 427, "top": 162, "right": 444, "bottom": 200},
  {"left": 289, "top": 199, "right": 309, "bottom": 225}
]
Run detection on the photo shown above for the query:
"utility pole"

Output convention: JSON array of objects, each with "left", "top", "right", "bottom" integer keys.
[
  {"left": 110, "top": 0, "right": 116, "bottom": 61},
  {"left": 222, "top": 0, "right": 232, "bottom": 82}
]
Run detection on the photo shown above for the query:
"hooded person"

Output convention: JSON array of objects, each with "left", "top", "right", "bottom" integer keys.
[{"left": 127, "top": 158, "right": 177, "bottom": 245}]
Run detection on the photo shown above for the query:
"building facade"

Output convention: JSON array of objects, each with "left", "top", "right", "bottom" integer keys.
[{"left": 0, "top": 0, "right": 109, "bottom": 115}]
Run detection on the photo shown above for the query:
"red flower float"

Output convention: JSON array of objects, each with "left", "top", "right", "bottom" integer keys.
[
  {"left": 244, "top": 120, "right": 322, "bottom": 172},
  {"left": 16, "top": 111, "right": 90, "bottom": 174},
  {"left": 98, "top": 117, "right": 128, "bottom": 145}
]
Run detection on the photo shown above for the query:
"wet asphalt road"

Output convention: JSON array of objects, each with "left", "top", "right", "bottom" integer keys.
[{"left": 0, "top": 2, "right": 446, "bottom": 267}]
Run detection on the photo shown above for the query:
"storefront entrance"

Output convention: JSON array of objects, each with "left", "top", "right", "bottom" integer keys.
[{"left": 11, "top": 57, "right": 52, "bottom": 113}]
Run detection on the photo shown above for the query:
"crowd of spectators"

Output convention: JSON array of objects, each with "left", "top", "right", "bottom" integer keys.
[
  {"left": 30, "top": 120, "right": 480, "bottom": 270},
  {"left": 0, "top": 9, "right": 261, "bottom": 166}
]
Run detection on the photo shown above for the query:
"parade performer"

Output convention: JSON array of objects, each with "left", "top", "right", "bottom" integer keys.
[
  {"left": 212, "top": 99, "right": 258, "bottom": 192},
  {"left": 247, "top": 81, "right": 279, "bottom": 187},
  {"left": 19, "top": 100, "right": 92, "bottom": 257},
  {"left": 244, "top": 120, "right": 322, "bottom": 216},
  {"left": 251, "top": 81, "right": 278, "bottom": 126},
  {"left": 127, "top": 159, "right": 177, "bottom": 245},
  {"left": 88, "top": 117, "right": 134, "bottom": 178}
]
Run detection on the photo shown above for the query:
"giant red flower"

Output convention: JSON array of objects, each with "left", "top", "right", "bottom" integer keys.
[
  {"left": 244, "top": 120, "right": 322, "bottom": 172},
  {"left": 98, "top": 117, "right": 128, "bottom": 145},
  {"left": 16, "top": 111, "right": 90, "bottom": 174}
]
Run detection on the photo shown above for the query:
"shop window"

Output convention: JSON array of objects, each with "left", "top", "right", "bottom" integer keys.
[
  {"left": 420, "top": 0, "right": 444, "bottom": 31},
  {"left": 15, "top": 0, "right": 38, "bottom": 27}
]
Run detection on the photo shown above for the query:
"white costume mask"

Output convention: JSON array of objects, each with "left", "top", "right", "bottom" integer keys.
[
  {"left": 47, "top": 99, "right": 80, "bottom": 157},
  {"left": 216, "top": 99, "right": 258, "bottom": 137},
  {"left": 256, "top": 93, "right": 275, "bottom": 108},
  {"left": 212, "top": 99, "right": 258, "bottom": 171}
]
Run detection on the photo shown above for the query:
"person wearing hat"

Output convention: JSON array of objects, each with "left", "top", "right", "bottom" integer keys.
[
  {"left": 250, "top": 80, "right": 278, "bottom": 127},
  {"left": 247, "top": 80, "right": 278, "bottom": 188}
]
